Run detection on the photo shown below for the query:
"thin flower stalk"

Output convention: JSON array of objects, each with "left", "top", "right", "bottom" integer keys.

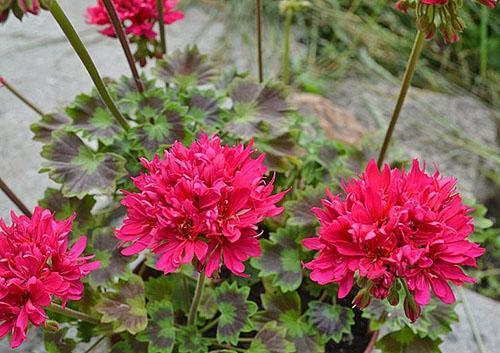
[
  {"left": 187, "top": 272, "right": 205, "bottom": 326},
  {"left": 102, "top": 0, "right": 144, "bottom": 93},
  {"left": 0, "top": 176, "right": 32, "bottom": 217},
  {"left": 47, "top": 303, "right": 100, "bottom": 325},
  {"left": 282, "top": 8, "right": 293, "bottom": 85},
  {"left": 256, "top": 0, "right": 263, "bottom": 82},
  {"left": 0, "top": 77, "right": 44, "bottom": 116},
  {"left": 157, "top": 0, "right": 167, "bottom": 55},
  {"left": 376, "top": 30, "right": 424, "bottom": 168},
  {"left": 48, "top": 0, "right": 129, "bottom": 131}
]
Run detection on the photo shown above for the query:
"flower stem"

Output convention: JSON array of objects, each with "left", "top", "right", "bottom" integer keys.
[
  {"left": 256, "top": 0, "right": 263, "bottom": 82},
  {"left": 200, "top": 317, "right": 218, "bottom": 333},
  {"left": 459, "top": 288, "right": 487, "bottom": 353},
  {"left": 1, "top": 78, "right": 44, "bottom": 116},
  {"left": 282, "top": 8, "right": 293, "bottom": 85},
  {"left": 0, "top": 177, "right": 32, "bottom": 217},
  {"left": 376, "top": 30, "right": 425, "bottom": 168},
  {"left": 47, "top": 303, "right": 100, "bottom": 325},
  {"left": 182, "top": 276, "right": 190, "bottom": 313},
  {"left": 48, "top": 0, "right": 129, "bottom": 131},
  {"left": 102, "top": 0, "right": 144, "bottom": 93},
  {"left": 479, "top": 6, "right": 489, "bottom": 80},
  {"left": 187, "top": 272, "right": 205, "bottom": 326},
  {"left": 157, "top": 0, "right": 167, "bottom": 56}
]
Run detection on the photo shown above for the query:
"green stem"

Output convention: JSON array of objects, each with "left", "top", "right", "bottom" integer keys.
[
  {"left": 102, "top": 0, "right": 144, "bottom": 93},
  {"left": 182, "top": 276, "right": 191, "bottom": 313},
  {"left": 83, "top": 336, "right": 106, "bottom": 353},
  {"left": 0, "top": 176, "right": 32, "bottom": 217},
  {"left": 282, "top": 8, "right": 293, "bottom": 85},
  {"left": 479, "top": 6, "right": 489, "bottom": 80},
  {"left": 47, "top": 303, "right": 100, "bottom": 325},
  {"left": 200, "top": 317, "right": 218, "bottom": 333},
  {"left": 459, "top": 288, "right": 487, "bottom": 353},
  {"left": 256, "top": 0, "right": 263, "bottom": 82},
  {"left": 1, "top": 78, "right": 44, "bottom": 116},
  {"left": 157, "top": 0, "right": 167, "bottom": 56},
  {"left": 48, "top": 0, "right": 129, "bottom": 131},
  {"left": 187, "top": 272, "right": 206, "bottom": 326},
  {"left": 376, "top": 30, "right": 425, "bottom": 168}
]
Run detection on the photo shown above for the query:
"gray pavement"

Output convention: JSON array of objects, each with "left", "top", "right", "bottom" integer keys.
[{"left": 0, "top": 1, "right": 498, "bottom": 353}]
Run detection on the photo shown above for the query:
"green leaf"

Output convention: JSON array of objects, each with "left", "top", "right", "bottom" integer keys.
[
  {"left": 44, "top": 328, "right": 77, "bottom": 353},
  {"left": 38, "top": 187, "right": 96, "bottom": 236},
  {"left": 31, "top": 112, "right": 70, "bottom": 142},
  {"left": 96, "top": 274, "right": 148, "bottom": 334},
  {"left": 248, "top": 321, "right": 295, "bottom": 353},
  {"left": 226, "top": 79, "right": 291, "bottom": 140},
  {"left": 133, "top": 102, "right": 187, "bottom": 156},
  {"left": 362, "top": 298, "right": 458, "bottom": 341},
  {"left": 138, "top": 300, "right": 175, "bottom": 353},
  {"left": 252, "top": 227, "right": 303, "bottom": 292},
  {"left": 66, "top": 92, "right": 121, "bottom": 144},
  {"left": 377, "top": 327, "right": 443, "bottom": 353},
  {"left": 154, "top": 46, "right": 218, "bottom": 88},
  {"left": 110, "top": 334, "right": 148, "bottom": 353},
  {"left": 259, "top": 291, "right": 322, "bottom": 353},
  {"left": 88, "top": 227, "right": 131, "bottom": 287},
  {"left": 187, "top": 92, "right": 221, "bottom": 126},
  {"left": 145, "top": 274, "right": 189, "bottom": 312},
  {"left": 214, "top": 282, "right": 258, "bottom": 345},
  {"left": 177, "top": 326, "right": 210, "bottom": 353},
  {"left": 306, "top": 301, "right": 354, "bottom": 343},
  {"left": 41, "top": 130, "right": 126, "bottom": 198},
  {"left": 285, "top": 185, "right": 324, "bottom": 227}
]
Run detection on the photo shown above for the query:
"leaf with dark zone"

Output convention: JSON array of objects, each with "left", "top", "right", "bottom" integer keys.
[
  {"left": 154, "top": 46, "right": 218, "bottom": 87},
  {"left": 226, "top": 79, "right": 291, "bottom": 139},
  {"left": 248, "top": 321, "right": 295, "bottom": 353},
  {"left": 38, "top": 187, "right": 96, "bottom": 236},
  {"left": 214, "top": 282, "right": 258, "bottom": 345},
  {"left": 177, "top": 326, "right": 210, "bottom": 353},
  {"left": 138, "top": 300, "right": 175, "bottom": 353},
  {"left": 133, "top": 102, "right": 187, "bottom": 156},
  {"left": 41, "top": 130, "right": 126, "bottom": 198},
  {"left": 66, "top": 92, "right": 121, "bottom": 144},
  {"left": 188, "top": 93, "right": 221, "bottom": 126},
  {"left": 44, "top": 328, "right": 77, "bottom": 353},
  {"left": 31, "top": 112, "right": 71, "bottom": 142},
  {"left": 252, "top": 227, "right": 303, "bottom": 292},
  {"left": 96, "top": 274, "right": 148, "bottom": 334},
  {"left": 306, "top": 301, "right": 354, "bottom": 343},
  {"left": 285, "top": 186, "right": 325, "bottom": 227},
  {"left": 377, "top": 327, "right": 443, "bottom": 353},
  {"left": 89, "top": 227, "right": 131, "bottom": 287}
]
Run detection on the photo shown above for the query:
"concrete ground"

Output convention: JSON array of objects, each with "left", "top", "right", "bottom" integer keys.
[{"left": 0, "top": 1, "right": 498, "bottom": 353}]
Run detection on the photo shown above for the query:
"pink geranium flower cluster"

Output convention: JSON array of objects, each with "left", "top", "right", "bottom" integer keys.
[
  {"left": 87, "top": 0, "right": 183, "bottom": 40},
  {"left": 116, "top": 134, "right": 287, "bottom": 277},
  {"left": 303, "top": 160, "right": 484, "bottom": 321},
  {"left": 0, "top": 207, "right": 99, "bottom": 348}
]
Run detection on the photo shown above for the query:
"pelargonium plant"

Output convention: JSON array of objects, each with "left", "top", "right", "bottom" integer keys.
[{"left": 0, "top": 1, "right": 491, "bottom": 353}]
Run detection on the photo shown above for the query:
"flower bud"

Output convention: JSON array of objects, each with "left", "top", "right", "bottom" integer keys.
[
  {"left": 353, "top": 289, "right": 371, "bottom": 309},
  {"left": 403, "top": 292, "right": 421, "bottom": 323},
  {"left": 43, "top": 320, "right": 60, "bottom": 332}
]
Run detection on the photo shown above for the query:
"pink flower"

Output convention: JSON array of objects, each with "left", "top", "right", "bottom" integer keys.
[
  {"left": 478, "top": 0, "right": 497, "bottom": 8},
  {"left": 86, "top": 0, "right": 184, "bottom": 40},
  {"left": 0, "top": 207, "right": 99, "bottom": 348},
  {"left": 116, "top": 134, "right": 287, "bottom": 277},
  {"left": 303, "top": 160, "right": 484, "bottom": 321}
]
